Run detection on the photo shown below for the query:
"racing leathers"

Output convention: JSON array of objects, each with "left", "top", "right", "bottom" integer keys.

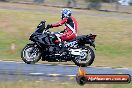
[{"left": 51, "top": 16, "right": 78, "bottom": 41}]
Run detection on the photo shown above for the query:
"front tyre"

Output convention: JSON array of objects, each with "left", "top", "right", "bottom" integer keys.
[
  {"left": 72, "top": 46, "right": 95, "bottom": 67},
  {"left": 21, "top": 43, "right": 41, "bottom": 64}
]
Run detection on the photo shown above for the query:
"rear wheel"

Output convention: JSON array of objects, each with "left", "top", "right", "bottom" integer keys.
[
  {"left": 21, "top": 43, "right": 41, "bottom": 64},
  {"left": 72, "top": 46, "right": 95, "bottom": 67}
]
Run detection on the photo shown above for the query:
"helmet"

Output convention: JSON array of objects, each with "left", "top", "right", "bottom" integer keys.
[{"left": 61, "top": 8, "right": 72, "bottom": 19}]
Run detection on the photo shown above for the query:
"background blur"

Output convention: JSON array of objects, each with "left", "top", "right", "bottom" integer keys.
[
  {"left": 0, "top": 0, "right": 132, "bottom": 68},
  {"left": 0, "top": 0, "right": 132, "bottom": 13},
  {"left": 0, "top": 0, "right": 132, "bottom": 88}
]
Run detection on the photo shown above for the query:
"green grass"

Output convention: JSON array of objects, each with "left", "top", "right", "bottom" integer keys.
[
  {"left": 0, "top": 2, "right": 132, "bottom": 67},
  {"left": 0, "top": 80, "right": 131, "bottom": 88}
]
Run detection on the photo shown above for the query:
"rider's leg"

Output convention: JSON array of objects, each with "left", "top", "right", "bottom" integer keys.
[
  {"left": 60, "top": 33, "right": 76, "bottom": 41},
  {"left": 54, "top": 33, "right": 62, "bottom": 47}
]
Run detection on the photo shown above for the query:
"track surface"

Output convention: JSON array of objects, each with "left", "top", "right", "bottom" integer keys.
[{"left": 0, "top": 61, "right": 132, "bottom": 81}]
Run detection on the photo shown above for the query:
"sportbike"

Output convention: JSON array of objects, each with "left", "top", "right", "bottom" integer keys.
[{"left": 21, "top": 20, "right": 97, "bottom": 67}]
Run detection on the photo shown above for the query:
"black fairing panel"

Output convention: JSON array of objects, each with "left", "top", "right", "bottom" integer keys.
[
  {"left": 30, "top": 33, "right": 49, "bottom": 46},
  {"left": 67, "top": 35, "right": 91, "bottom": 45},
  {"left": 35, "top": 21, "right": 46, "bottom": 33}
]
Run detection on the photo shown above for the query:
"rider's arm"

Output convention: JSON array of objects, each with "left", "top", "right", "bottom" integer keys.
[{"left": 51, "top": 17, "right": 68, "bottom": 27}]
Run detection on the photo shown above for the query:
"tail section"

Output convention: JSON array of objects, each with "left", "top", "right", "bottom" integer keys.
[{"left": 76, "top": 34, "right": 96, "bottom": 47}]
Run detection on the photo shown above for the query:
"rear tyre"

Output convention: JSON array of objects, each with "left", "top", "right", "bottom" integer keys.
[
  {"left": 72, "top": 46, "right": 95, "bottom": 67},
  {"left": 21, "top": 43, "right": 41, "bottom": 64}
]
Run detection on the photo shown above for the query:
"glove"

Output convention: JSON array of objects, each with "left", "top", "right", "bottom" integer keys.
[{"left": 46, "top": 24, "right": 53, "bottom": 29}]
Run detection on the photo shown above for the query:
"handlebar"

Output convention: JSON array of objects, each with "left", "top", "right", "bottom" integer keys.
[{"left": 45, "top": 26, "right": 49, "bottom": 30}]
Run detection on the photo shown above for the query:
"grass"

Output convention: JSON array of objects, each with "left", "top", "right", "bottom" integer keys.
[
  {"left": 0, "top": 80, "right": 131, "bottom": 88},
  {"left": 0, "top": 2, "right": 132, "bottom": 68},
  {"left": 6, "top": 0, "right": 132, "bottom": 13}
]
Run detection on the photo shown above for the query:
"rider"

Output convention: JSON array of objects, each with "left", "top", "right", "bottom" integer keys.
[{"left": 46, "top": 8, "right": 78, "bottom": 43}]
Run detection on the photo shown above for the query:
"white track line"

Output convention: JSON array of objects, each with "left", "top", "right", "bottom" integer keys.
[
  {"left": 0, "top": 60, "right": 24, "bottom": 64},
  {"left": 29, "top": 73, "right": 44, "bottom": 75},
  {"left": 48, "top": 74, "right": 61, "bottom": 76},
  {"left": 66, "top": 75, "right": 76, "bottom": 77},
  {"left": 115, "top": 68, "right": 130, "bottom": 70},
  {"left": 58, "top": 64, "right": 76, "bottom": 67},
  {"left": 29, "top": 72, "right": 77, "bottom": 77}
]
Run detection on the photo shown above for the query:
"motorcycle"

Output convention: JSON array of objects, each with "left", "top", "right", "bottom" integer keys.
[{"left": 21, "top": 20, "right": 97, "bottom": 67}]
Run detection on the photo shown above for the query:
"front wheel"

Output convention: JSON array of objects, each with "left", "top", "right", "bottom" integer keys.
[
  {"left": 21, "top": 43, "right": 41, "bottom": 64},
  {"left": 72, "top": 46, "right": 95, "bottom": 67}
]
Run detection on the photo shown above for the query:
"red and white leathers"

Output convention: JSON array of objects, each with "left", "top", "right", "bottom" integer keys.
[{"left": 51, "top": 16, "right": 78, "bottom": 41}]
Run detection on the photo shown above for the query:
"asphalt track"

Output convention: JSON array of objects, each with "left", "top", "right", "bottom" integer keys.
[{"left": 0, "top": 61, "right": 132, "bottom": 81}]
